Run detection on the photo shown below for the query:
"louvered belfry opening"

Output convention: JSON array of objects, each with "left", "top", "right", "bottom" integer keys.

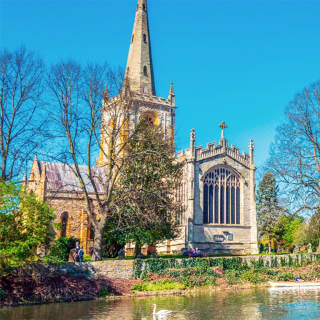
[{"left": 203, "top": 167, "right": 241, "bottom": 225}]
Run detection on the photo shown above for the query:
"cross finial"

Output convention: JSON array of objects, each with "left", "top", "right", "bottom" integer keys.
[{"left": 219, "top": 121, "right": 228, "bottom": 140}]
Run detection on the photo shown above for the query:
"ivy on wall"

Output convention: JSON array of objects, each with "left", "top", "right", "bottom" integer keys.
[{"left": 133, "top": 255, "right": 320, "bottom": 279}]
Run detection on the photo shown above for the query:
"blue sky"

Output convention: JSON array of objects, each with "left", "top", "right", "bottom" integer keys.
[{"left": 1, "top": 0, "right": 320, "bottom": 171}]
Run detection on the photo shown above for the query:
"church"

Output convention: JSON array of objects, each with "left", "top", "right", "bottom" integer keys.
[{"left": 26, "top": 0, "right": 258, "bottom": 255}]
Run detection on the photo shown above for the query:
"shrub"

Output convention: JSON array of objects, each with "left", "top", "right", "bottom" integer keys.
[
  {"left": 98, "top": 286, "right": 109, "bottom": 297},
  {"left": 271, "top": 257, "right": 278, "bottom": 267},
  {"left": 182, "top": 274, "right": 216, "bottom": 287},
  {"left": 225, "top": 270, "right": 241, "bottom": 285},
  {"left": 164, "top": 265, "right": 217, "bottom": 287},
  {"left": 83, "top": 254, "right": 92, "bottom": 262},
  {"left": 275, "top": 272, "right": 295, "bottom": 281},
  {"left": 42, "top": 255, "right": 64, "bottom": 264},
  {"left": 280, "top": 257, "right": 287, "bottom": 267},
  {"left": 0, "top": 289, "right": 7, "bottom": 301},
  {"left": 49, "top": 237, "right": 78, "bottom": 261},
  {"left": 251, "top": 258, "right": 265, "bottom": 269},
  {"left": 240, "top": 270, "right": 267, "bottom": 284}
]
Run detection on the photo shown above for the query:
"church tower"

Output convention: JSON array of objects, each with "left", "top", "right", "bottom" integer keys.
[
  {"left": 98, "top": 0, "right": 176, "bottom": 166},
  {"left": 123, "top": 0, "right": 176, "bottom": 145}
]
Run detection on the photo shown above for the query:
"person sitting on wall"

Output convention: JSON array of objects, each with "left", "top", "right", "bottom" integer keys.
[
  {"left": 295, "top": 276, "right": 304, "bottom": 282},
  {"left": 73, "top": 241, "right": 84, "bottom": 264},
  {"left": 188, "top": 248, "right": 203, "bottom": 257},
  {"left": 189, "top": 249, "right": 196, "bottom": 257}
]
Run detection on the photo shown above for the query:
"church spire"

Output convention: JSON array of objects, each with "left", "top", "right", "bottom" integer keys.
[{"left": 124, "top": 0, "right": 156, "bottom": 96}]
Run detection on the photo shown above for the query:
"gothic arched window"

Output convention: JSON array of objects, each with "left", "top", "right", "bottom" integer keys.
[
  {"left": 203, "top": 167, "right": 240, "bottom": 225},
  {"left": 143, "top": 34, "right": 147, "bottom": 43},
  {"left": 60, "top": 212, "right": 69, "bottom": 237}
]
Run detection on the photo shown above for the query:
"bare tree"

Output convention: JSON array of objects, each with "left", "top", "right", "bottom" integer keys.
[
  {"left": 0, "top": 47, "right": 46, "bottom": 180},
  {"left": 268, "top": 80, "right": 320, "bottom": 214},
  {"left": 47, "top": 60, "right": 132, "bottom": 260}
]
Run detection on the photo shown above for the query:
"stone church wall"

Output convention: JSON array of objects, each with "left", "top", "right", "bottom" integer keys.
[{"left": 46, "top": 192, "right": 95, "bottom": 255}]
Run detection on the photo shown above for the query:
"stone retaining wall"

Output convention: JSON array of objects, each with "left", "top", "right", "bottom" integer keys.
[
  {"left": 89, "top": 254, "right": 320, "bottom": 279},
  {"left": 46, "top": 260, "right": 135, "bottom": 280},
  {"left": 88, "top": 260, "right": 135, "bottom": 279},
  {"left": 15, "top": 254, "right": 320, "bottom": 281}
]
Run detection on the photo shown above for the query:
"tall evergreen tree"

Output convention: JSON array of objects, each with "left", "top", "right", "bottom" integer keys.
[
  {"left": 110, "top": 121, "right": 182, "bottom": 257},
  {"left": 256, "top": 171, "right": 281, "bottom": 252}
]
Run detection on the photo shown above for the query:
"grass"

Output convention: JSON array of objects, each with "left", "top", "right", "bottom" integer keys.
[{"left": 132, "top": 279, "right": 186, "bottom": 291}]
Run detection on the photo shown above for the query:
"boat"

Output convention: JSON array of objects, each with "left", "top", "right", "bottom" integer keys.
[{"left": 269, "top": 281, "right": 320, "bottom": 288}]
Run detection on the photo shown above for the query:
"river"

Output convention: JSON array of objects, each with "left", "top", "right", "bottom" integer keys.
[{"left": 1, "top": 288, "right": 320, "bottom": 320}]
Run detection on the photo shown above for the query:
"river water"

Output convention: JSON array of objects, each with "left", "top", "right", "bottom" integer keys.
[{"left": 1, "top": 288, "right": 320, "bottom": 320}]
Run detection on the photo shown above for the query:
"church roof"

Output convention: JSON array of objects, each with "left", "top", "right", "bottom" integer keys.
[{"left": 39, "top": 161, "right": 106, "bottom": 193}]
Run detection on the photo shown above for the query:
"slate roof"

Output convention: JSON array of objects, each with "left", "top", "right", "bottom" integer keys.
[{"left": 39, "top": 161, "right": 106, "bottom": 193}]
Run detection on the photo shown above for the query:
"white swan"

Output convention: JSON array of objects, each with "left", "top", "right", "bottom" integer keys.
[{"left": 153, "top": 304, "right": 172, "bottom": 318}]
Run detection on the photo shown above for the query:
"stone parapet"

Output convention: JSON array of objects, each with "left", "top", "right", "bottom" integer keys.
[{"left": 195, "top": 143, "right": 250, "bottom": 167}]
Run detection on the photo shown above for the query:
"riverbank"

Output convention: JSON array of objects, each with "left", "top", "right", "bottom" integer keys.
[
  {"left": 1, "top": 258, "right": 320, "bottom": 306},
  {"left": 0, "top": 271, "right": 139, "bottom": 306},
  {"left": 0, "top": 272, "right": 269, "bottom": 306}
]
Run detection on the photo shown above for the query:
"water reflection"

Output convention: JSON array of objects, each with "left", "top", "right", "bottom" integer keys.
[{"left": 1, "top": 288, "right": 320, "bottom": 320}]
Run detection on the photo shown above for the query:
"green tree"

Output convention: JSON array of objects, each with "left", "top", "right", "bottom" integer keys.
[
  {"left": 111, "top": 121, "right": 182, "bottom": 257},
  {"left": 102, "top": 216, "right": 126, "bottom": 258},
  {"left": 274, "top": 214, "right": 303, "bottom": 250},
  {"left": 256, "top": 171, "right": 282, "bottom": 253},
  {"left": 0, "top": 180, "right": 55, "bottom": 271},
  {"left": 307, "top": 208, "right": 320, "bottom": 250},
  {"left": 293, "top": 222, "right": 309, "bottom": 247}
]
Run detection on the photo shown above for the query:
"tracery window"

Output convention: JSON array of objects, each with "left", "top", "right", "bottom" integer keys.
[{"left": 203, "top": 167, "right": 240, "bottom": 225}]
